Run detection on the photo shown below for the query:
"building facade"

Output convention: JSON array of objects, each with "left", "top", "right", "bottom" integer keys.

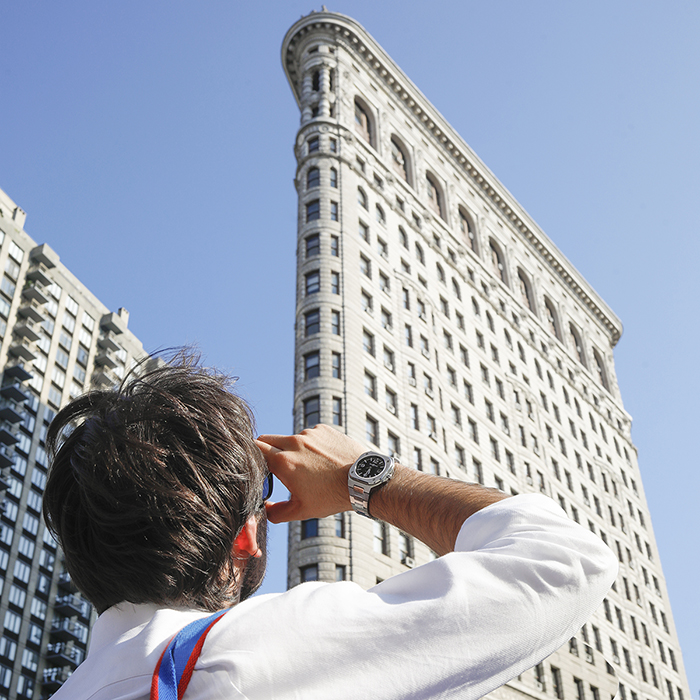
[
  {"left": 282, "top": 11, "right": 690, "bottom": 700},
  {"left": 0, "top": 186, "right": 146, "bottom": 699}
]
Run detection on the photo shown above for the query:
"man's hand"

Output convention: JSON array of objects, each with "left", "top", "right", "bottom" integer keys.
[
  {"left": 258, "top": 424, "right": 510, "bottom": 555},
  {"left": 256, "top": 425, "right": 365, "bottom": 524}
]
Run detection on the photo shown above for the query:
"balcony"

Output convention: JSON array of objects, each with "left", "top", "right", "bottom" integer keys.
[
  {"left": 45, "top": 642, "right": 81, "bottom": 669},
  {"left": 95, "top": 348, "right": 118, "bottom": 369},
  {"left": 50, "top": 618, "right": 82, "bottom": 643},
  {"left": 97, "top": 331, "right": 120, "bottom": 352},
  {"left": 8, "top": 338, "right": 37, "bottom": 362},
  {"left": 21, "top": 279, "right": 49, "bottom": 304},
  {"left": 26, "top": 263, "right": 52, "bottom": 288},
  {"left": 100, "top": 311, "right": 126, "bottom": 335},
  {"left": 0, "top": 424, "right": 19, "bottom": 446},
  {"left": 54, "top": 594, "right": 90, "bottom": 619},
  {"left": 92, "top": 368, "right": 119, "bottom": 388},
  {"left": 42, "top": 666, "right": 72, "bottom": 691},
  {"left": 0, "top": 399, "right": 23, "bottom": 424},
  {"left": 30, "top": 243, "right": 60, "bottom": 269},
  {"left": 4, "top": 362, "right": 32, "bottom": 382},
  {"left": 57, "top": 571, "right": 77, "bottom": 592},
  {"left": 18, "top": 299, "right": 46, "bottom": 323},
  {"left": 0, "top": 446, "right": 14, "bottom": 469},
  {"left": 0, "top": 380, "right": 29, "bottom": 403},
  {"left": 13, "top": 319, "right": 40, "bottom": 342}
]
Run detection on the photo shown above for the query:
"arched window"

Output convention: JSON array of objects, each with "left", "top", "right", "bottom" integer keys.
[
  {"left": 306, "top": 167, "right": 320, "bottom": 190},
  {"left": 436, "top": 263, "right": 445, "bottom": 284},
  {"left": 426, "top": 173, "right": 444, "bottom": 219},
  {"left": 593, "top": 349, "right": 610, "bottom": 391},
  {"left": 544, "top": 297, "right": 561, "bottom": 340},
  {"left": 459, "top": 207, "right": 478, "bottom": 254},
  {"left": 489, "top": 239, "right": 507, "bottom": 284},
  {"left": 376, "top": 204, "right": 385, "bottom": 225},
  {"left": 415, "top": 243, "right": 425, "bottom": 265},
  {"left": 391, "top": 136, "right": 410, "bottom": 184},
  {"left": 452, "top": 278, "right": 461, "bottom": 300},
  {"left": 399, "top": 227, "right": 408, "bottom": 249},
  {"left": 517, "top": 269, "right": 535, "bottom": 314},
  {"left": 357, "top": 187, "right": 368, "bottom": 210},
  {"left": 354, "top": 98, "right": 373, "bottom": 147},
  {"left": 569, "top": 323, "right": 587, "bottom": 367}
]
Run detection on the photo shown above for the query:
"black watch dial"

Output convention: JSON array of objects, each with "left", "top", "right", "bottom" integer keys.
[{"left": 355, "top": 455, "right": 386, "bottom": 478}]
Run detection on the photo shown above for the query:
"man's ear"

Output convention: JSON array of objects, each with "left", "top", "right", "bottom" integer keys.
[{"left": 233, "top": 515, "right": 262, "bottom": 559}]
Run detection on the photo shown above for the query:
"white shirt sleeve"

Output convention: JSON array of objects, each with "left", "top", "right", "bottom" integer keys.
[{"left": 193, "top": 493, "right": 618, "bottom": 700}]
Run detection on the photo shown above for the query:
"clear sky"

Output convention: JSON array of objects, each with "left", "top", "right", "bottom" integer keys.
[{"left": 2, "top": 0, "right": 698, "bottom": 691}]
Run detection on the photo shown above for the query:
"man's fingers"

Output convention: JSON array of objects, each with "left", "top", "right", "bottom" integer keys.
[
  {"left": 265, "top": 500, "right": 302, "bottom": 524},
  {"left": 257, "top": 434, "right": 301, "bottom": 451}
]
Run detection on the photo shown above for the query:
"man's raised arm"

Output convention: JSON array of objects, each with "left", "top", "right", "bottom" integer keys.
[{"left": 257, "top": 424, "right": 510, "bottom": 555}]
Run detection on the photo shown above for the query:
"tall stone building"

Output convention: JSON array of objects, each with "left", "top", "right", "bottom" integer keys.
[
  {"left": 282, "top": 11, "right": 690, "bottom": 700},
  {"left": 0, "top": 186, "right": 146, "bottom": 699}
]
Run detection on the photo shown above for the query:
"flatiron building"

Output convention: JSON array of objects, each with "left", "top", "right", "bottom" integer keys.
[{"left": 282, "top": 11, "right": 691, "bottom": 700}]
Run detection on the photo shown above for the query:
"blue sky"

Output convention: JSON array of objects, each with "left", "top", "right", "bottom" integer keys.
[{"left": 2, "top": 1, "right": 698, "bottom": 690}]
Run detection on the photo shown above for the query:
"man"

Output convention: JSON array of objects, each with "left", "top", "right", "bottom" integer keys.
[{"left": 44, "top": 358, "right": 617, "bottom": 699}]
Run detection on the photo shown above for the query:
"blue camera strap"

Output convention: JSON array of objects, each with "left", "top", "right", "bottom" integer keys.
[{"left": 150, "top": 609, "right": 230, "bottom": 700}]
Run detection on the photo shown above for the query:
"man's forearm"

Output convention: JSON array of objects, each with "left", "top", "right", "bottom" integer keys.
[
  {"left": 369, "top": 464, "right": 509, "bottom": 555},
  {"left": 258, "top": 426, "right": 508, "bottom": 554}
]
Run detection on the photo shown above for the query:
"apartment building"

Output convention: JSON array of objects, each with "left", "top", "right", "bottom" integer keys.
[
  {"left": 0, "top": 186, "right": 146, "bottom": 699},
  {"left": 282, "top": 11, "right": 690, "bottom": 700}
]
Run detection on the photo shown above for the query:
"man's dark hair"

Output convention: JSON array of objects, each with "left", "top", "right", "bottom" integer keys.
[{"left": 42, "top": 353, "right": 266, "bottom": 614}]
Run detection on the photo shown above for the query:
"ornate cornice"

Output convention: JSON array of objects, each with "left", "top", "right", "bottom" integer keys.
[{"left": 282, "top": 12, "right": 623, "bottom": 346}]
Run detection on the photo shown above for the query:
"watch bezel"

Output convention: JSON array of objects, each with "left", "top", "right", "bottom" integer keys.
[{"left": 349, "top": 452, "right": 394, "bottom": 487}]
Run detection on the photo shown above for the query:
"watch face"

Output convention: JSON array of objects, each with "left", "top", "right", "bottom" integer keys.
[{"left": 355, "top": 455, "right": 386, "bottom": 478}]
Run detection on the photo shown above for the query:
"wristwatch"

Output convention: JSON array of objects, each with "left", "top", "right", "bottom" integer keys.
[{"left": 348, "top": 451, "right": 395, "bottom": 519}]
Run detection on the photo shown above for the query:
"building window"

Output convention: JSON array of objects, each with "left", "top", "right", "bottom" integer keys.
[
  {"left": 387, "top": 432, "right": 400, "bottom": 458},
  {"left": 366, "top": 415, "right": 379, "bottom": 446},
  {"left": 307, "top": 136, "right": 319, "bottom": 153},
  {"left": 518, "top": 269, "right": 535, "bottom": 313},
  {"left": 413, "top": 447, "right": 422, "bottom": 470},
  {"left": 385, "top": 388, "right": 398, "bottom": 416},
  {"left": 426, "top": 173, "right": 444, "bottom": 219},
  {"left": 303, "top": 396, "right": 320, "bottom": 428},
  {"left": 375, "top": 204, "right": 385, "bottom": 225},
  {"left": 305, "top": 234, "right": 320, "bottom": 258},
  {"left": 373, "top": 521, "right": 388, "bottom": 554},
  {"left": 358, "top": 187, "right": 368, "bottom": 210},
  {"left": 331, "top": 310, "right": 340, "bottom": 335},
  {"left": 334, "top": 513, "right": 345, "bottom": 538},
  {"left": 364, "top": 372, "right": 377, "bottom": 400},
  {"left": 305, "top": 271, "right": 320, "bottom": 295},
  {"left": 332, "top": 397, "right": 342, "bottom": 426},
  {"left": 331, "top": 352, "right": 341, "bottom": 379},
  {"left": 398, "top": 532, "right": 412, "bottom": 564},
  {"left": 300, "top": 564, "right": 318, "bottom": 582},
  {"left": 354, "top": 98, "right": 373, "bottom": 146},
  {"left": 593, "top": 349, "right": 609, "bottom": 391},
  {"left": 330, "top": 201, "right": 339, "bottom": 221},
  {"left": 304, "top": 352, "right": 320, "bottom": 380},
  {"left": 331, "top": 272, "right": 340, "bottom": 294},
  {"left": 330, "top": 235, "right": 339, "bottom": 257},
  {"left": 489, "top": 239, "right": 507, "bottom": 284},
  {"left": 544, "top": 297, "right": 561, "bottom": 340},
  {"left": 458, "top": 210, "right": 477, "bottom": 255},
  {"left": 301, "top": 519, "right": 319, "bottom": 539},
  {"left": 569, "top": 323, "right": 587, "bottom": 367},
  {"left": 304, "top": 309, "right": 320, "bottom": 336},
  {"left": 363, "top": 329, "right": 375, "bottom": 356},
  {"left": 307, "top": 167, "right": 320, "bottom": 189},
  {"left": 306, "top": 199, "right": 320, "bottom": 222},
  {"left": 391, "top": 135, "right": 410, "bottom": 182}
]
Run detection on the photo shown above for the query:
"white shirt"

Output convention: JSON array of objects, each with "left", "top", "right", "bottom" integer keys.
[{"left": 51, "top": 494, "right": 617, "bottom": 700}]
